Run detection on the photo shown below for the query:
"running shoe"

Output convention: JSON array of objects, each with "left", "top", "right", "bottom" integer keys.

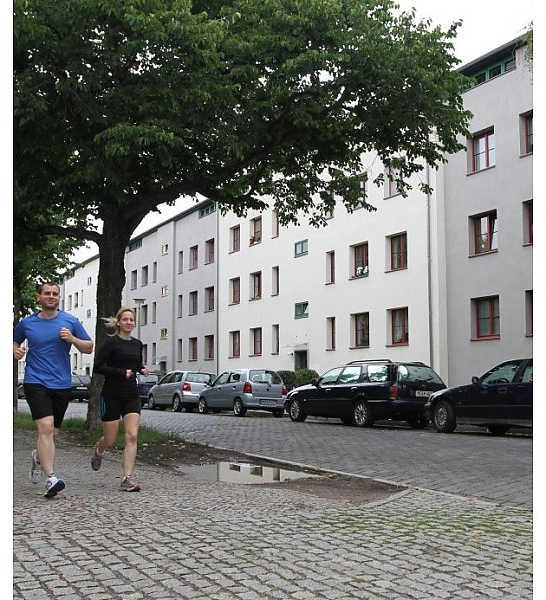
[
  {"left": 29, "top": 449, "right": 43, "bottom": 484},
  {"left": 120, "top": 475, "right": 141, "bottom": 492},
  {"left": 44, "top": 475, "right": 65, "bottom": 498},
  {"left": 91, "top": 444, "right": 104, "bottom": 471}
]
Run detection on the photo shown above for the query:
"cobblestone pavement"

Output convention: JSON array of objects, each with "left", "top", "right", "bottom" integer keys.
[{"left": 13, "top": 427, "right": 532, "bottom": 599}]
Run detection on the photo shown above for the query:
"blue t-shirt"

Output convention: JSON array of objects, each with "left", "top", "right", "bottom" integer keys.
[{"left": 13, "top": 310, "right": 92, "bottom": 389}]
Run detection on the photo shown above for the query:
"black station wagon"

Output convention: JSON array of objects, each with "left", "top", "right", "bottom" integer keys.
[{"left": 284, "top": 359, "right": 446, "bottom": 428}]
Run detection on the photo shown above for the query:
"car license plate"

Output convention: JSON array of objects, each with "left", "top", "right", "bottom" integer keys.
[
  {"left": 76, "top": 387, "right": 86, "bottom": 391},
  {"left": 415, "top": 390, "right": 431, "bottom": 398},
  {"left": 261, "top": 399, "right": 277, "bottom": 406}
]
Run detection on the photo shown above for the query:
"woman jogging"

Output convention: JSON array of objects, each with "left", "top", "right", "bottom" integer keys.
[{"left": 91, "top": 307, "right": 149, "bottom": 492}]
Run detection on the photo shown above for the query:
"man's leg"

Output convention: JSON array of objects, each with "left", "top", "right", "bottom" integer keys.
[{"left": 35, "top": 416, "right": 56, "bottom": 477}]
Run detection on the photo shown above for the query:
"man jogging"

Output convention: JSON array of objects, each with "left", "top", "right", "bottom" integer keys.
[{"left": 13, "top": 281, "right": 94, "bottom": 497}]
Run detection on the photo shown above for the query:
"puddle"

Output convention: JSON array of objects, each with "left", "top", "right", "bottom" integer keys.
[{"left": 176, "top": 462, "right": 322, "bottom": 484}]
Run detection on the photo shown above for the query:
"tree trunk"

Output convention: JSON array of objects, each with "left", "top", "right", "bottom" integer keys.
[{"left": 85, "top": 215, "right": 132, "bottom": 430}]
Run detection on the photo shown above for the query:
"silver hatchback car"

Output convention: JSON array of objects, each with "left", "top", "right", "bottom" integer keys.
[
  {"left": 198, "top": 369, "right": 287, "bottom": 417},
  {"left": 147, "top": 370, "right": 215, "bottom": 412}
]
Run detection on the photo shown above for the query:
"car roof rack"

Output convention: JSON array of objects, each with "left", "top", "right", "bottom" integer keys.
[{"left": 346, "top": 359, "right": 393, "bottom": 364}]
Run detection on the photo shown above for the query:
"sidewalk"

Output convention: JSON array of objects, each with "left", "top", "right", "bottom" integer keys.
[{"left": 13, "top": 429, "right": 532, "bottom": 599}]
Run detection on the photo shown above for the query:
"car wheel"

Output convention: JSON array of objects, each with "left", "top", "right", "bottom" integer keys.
[
  {"left": 233, "top": 398, "right": 247, "bottom": 417},
  {"left": 432, "top": 400, "right": 456, "bottom": 433},
  {"left": 487, "top": 425, "right": 510, "bottom": 436},
  {"left": 172, "top": 396, "right": 182, "bottom": 412},
  {"left": 198, "top": 398, "right": 209, "bottom": 414},
  {"left": 352, "top": 401, "right": 374, "bottom": 427},
  {"left": 407, "top": 416, "right": 428, "bottom": 429},
  {"left": 288, "top": 399, "right": 307, "bottom": 422},
  {"left": 148, "top": 395, "right": 156, "bottom": 410},
  {"left": 272, "top": 408, "right": 284, "bottom": 418}
]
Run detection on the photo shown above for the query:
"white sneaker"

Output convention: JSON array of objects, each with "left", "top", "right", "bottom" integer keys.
[
  {"left": 29, "top": 449, "right": 43, "bottom": 484},
  {"left": 44, "top": 475, "right": 65, "bottom": 498}
]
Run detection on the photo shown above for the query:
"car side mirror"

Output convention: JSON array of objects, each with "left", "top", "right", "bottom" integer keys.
[
  {"left": 472, "top": 375, "right": 487, "bottom": 387},
  {"left": 312, "top": 378, "right": 319, "bottom": 386}
]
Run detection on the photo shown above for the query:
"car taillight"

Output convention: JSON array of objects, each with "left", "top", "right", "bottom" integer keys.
[
  {"left": 243, "top": 382, "right": 252, "bottom": 393},
  {"left": 389, "top": 385, "right": 399, "bottom": 399},
  {"left": 182, "top": 382, "right": 191, "bottom": 391}
]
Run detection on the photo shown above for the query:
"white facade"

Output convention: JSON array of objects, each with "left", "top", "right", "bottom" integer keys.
[
  {"left": 60, "top": 38, "right": 532, "bottom": 388},
  {"left": 442, "top": 40, "right": 533, "bottom": 385}
]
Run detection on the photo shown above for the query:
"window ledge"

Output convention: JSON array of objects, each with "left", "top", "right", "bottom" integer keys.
[
  {"left": 349, "top": 345, "right": 370, "bottom": 350},
  {"left": 469, "top": 249, "right": 498, "bottom": 258},
  {"left": 467, "top": 165, "right": 495, "bottom": 176},
  {"left": 385, "top": 267, "right": 408, "bottom": 273},
  {"left": 228, "top": 301, "right": 240, "bottom": 306},
  {"left": 471, "top": 336, "right": 500, "bottom": 342},
  {"left": 520, "top": 151, "right": 533, "bottom": 158},
  {"left": 522, "top": 242, "right": 533, "bottom": 247},
  {"left": 386, "top": 343, "right": 409, "bottom": 347}
]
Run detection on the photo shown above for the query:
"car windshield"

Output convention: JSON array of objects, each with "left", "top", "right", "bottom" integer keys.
[
  {"left": 140, "top": 375, "right": 158, "bottom": 383},
  {"left": 481, "top": 361, "right": 521, "bottom": 385},
  {"left": 187, "top": 373, "right": 213, "bottom": 383},
  {"left": 397, "top": 365, "right": 444, "bottom": 385},
  {"left": 249, "top": 370, "right": 281, "bottom": 384}
]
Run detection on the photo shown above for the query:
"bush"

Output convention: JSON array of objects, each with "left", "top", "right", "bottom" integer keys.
[
  {"left": 294, "top": 368, "right": 320, "bottom": 388},
  {"left": 277, "top": 370, "right": 297, "bottom": 391}
]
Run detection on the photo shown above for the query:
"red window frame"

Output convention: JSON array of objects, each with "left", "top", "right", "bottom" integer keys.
[
  {"left": 231, "top": 331, "right": 240, "bottom": 357},
  {"left": 390, "top": 234, "right": 407, "bottom": 270},
  {"left": 251, "top": 272, "right": 262, "bottom": 299},
  {"left": 391, "top": 308, "right": 409, "bottom": 345},
  {"left": 252, "top": 328, "right": 262, "bottom": 355},
  {"left": 472, "top": 130, "right": 495, "bottom": 172},
  {"left": 354, "top": 313, "right": 369, "bottom": 348},
  {"left": 353, "top": 243, "right": 368, "bottom": 276},
  {"left": 472, "top": 212, "right": 498, "bottom": 254},
  {"left": 475, "top": 297, "right": 500, "bottom": 339},
  {"left": 524, "top": 114, "right": 533, "bottom": 154}
]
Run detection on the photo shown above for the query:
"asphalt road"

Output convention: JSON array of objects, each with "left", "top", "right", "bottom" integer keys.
[{"left": 51, "top": 400, "right": 532, "bottom": 509}]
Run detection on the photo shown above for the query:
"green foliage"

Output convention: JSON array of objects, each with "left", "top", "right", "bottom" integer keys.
[
  {"left": 294, "top": 368, "right": 320, "bottom": 387},
  {"left": 278, "top": 370, "right": 297, "bottom": 391}
]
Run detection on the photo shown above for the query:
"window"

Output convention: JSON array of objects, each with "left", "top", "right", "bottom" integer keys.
[
  {"left": 390, "top": 307, "right": 409, "bottom": 345},
  {"left": 205, "top": 239, "right": 215, "bottom": 264},
  {"left": 250, "top": 271, "right": 262, "bottom": 300},
  {"left": 250, "top": 327, "right": 262, "bottom": 356},
  {"left": 230, "top": 331, "right": 241, "bottom": 358},
  {"left": 326, "top": 317, "right": 336, "bottom": 350},
  {"left": 521, "top": 112, "right": 533, "bottom": 154},
  {"left": 205, "top": 286, "right": 215, "bottom": 312},
  {"left": 199, "top": 202, "right": 216, "bottom": 217},
  {"left": 152, "top": 343, "right": 157, "bottom": 364},
  {"left": 471, "top": 129, "right": 495, "bottom": 172},
  {"left": 326, "top": 251, "right": 335, "bottom": 284},
  {"left": 74, "top": 292, "right": 79, "bottom": 308},
  {"left": 272, "top": 266, "right": 279, "bottom": 296},
  {"left": 177, "top": 251, "right": 183, "bottom": 274},
  {"left": 130, "top": 270, "right": 137, "bottom": 290},
  {"left": 177, "top": 339, "right": 183, "bottom": 362},
  {"left": 160, "top": 328, "right": 168, "bottom": 340},
  {"left": 141, "top": 305, "right": 148, "bottom": 326},
  {"left": 141, "top": 265, "right": 148, "bottom": 286},
  {"left": 152, "top": 262, "right": 157, "bottom": 283},
  {"left": 86, "top": 309, "right": 92, "bottom": 319},
  {"left": 356, "top": 174, "right": 368, "bottom": 208},
  {"left": 352, "top": 243, "right": 369, "bottom": 278},
  {"left": 294, "top": 239, "right": 308, "bottom": 257},
  {"left": 523, "top": 201, "right": 533, "bottom": 244},
  {"left": 385, "top": 166, "right": 401, "bottom": 197},
  {"left": 230, "top": 277, "right": 240, "bottom": 305},
  {"left": 525, "top": 290, "right": 533, "bottom": 336},
  {"left": 204, "top": 335, "right": 214, "bottom": 360},
  {"left": 152, "top": 302, "right": 157, "bottom": 323},
  {"left": 473, "top": 296, "right": 500, "bottom": 339},
  {"left": 470, "top": 211, "right": 497, "bottom": 255},
  {"left": 87, "top": 276, "right": 92, "bottom": 286},
  {"left": 188, "top": 338, "right": 198, "bottom": 361},
  {"left": 128, "top": 239, "right": 142, "bottom": 252},
  {"left": 67, "top": 295, "right": 72, "bottom": 310},
  {"left": 189, "top": 291, "right": 198, "bottom": 315},
  {"left": 161, "top": 243, "right": 169, "bottom": 255},
  {"left": 230, "top": 225, "right": 241, "bottom": 252},
  {"left": 295, "top": 301, "right": 309, "bottom": 319},
  {"left": 389, "top": 233, "right": 407, "bottom": 270},
  {"left": 272, "top": 210, "right": 279, "bottom": 238},
  {"left": 250, "top": 217, "right": 262, "bottom": 244},
  {"left": 189, "top": 245, "right": 198, "bottom": 269},
  {"left": 352, "top": 313, "right": 370, "bottom": 348},
  {"left": 142, "top": 344, "right": 148, "bottom": 365},
  {"left": 177, "top": 295, "right": 183, "bottom": 318},
  {"left": 272, "top": 324, "right": 279, "bottom": 354},
  {"left": 161, "top": 285, "right": 168, "bottom": 297}
]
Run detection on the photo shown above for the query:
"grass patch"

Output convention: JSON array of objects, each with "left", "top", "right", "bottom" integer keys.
[{"left": 13, "top": 410, "right": 190, "bottom": 454}]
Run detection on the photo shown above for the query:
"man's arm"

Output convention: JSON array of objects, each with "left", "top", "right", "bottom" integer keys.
[
  {"left": 13, "top": 341, "right": 26, "bottom": 361},
  {"left": 59, "top": 328, "right": 94, "bottom": 354}
]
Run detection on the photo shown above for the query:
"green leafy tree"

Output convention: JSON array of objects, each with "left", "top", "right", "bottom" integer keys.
[{"left": 14, "top": 0, "right": 471, "bottom": 428}]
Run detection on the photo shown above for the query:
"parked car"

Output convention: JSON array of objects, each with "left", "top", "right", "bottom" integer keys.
[
  {"left": 284, "top": 359, "right": 446, "bottom": 428},
  {"left": 198, "top": 369, "right": 287, "bottom": 417},
  {"left": 147, "top": 371, "right": 216, "bottom": 411},
  {"left": 71, "top": 374, "right": 92, "bottom": 402},
  {"left": 425, "top": 358, "right": 533, "bottom": 435},
  {"left": 137, "top": 373, "right": 160, "bottom": 407}
]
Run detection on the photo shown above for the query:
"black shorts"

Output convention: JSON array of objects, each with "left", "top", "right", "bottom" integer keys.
[
  {"left": 100, "top": 394, "right": 141, "bottom": 422},
  {"left": 24, "top": 384, "right": 71, "bottom": 428}
]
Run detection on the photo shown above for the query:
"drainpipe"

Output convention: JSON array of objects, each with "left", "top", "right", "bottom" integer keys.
[
  {"left": 215, "top": 205, "right": 220, "bottom": 375},
  {"left": 426, "top": 163, "right": 434, "bottom": 368}
]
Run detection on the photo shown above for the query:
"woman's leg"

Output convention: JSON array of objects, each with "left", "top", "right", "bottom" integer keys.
[
  {"left": 96, "top": 419, "right": 120, "bottom": 453},
  {"left": 121, "top": 412, "right": 141, "bottom": 477}
]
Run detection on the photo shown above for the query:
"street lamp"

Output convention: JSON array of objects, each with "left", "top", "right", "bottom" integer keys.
[{"left": 133, "top": 298, "right": 146, "bottom": 340}]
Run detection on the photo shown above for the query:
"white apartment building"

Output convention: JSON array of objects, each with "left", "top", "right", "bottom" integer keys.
[
  {"left": 60, "top": 37, "right": 532, "bottom": 387},
  {"left": 442, "top": 38, "right": 533, "bottom": 384}
]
